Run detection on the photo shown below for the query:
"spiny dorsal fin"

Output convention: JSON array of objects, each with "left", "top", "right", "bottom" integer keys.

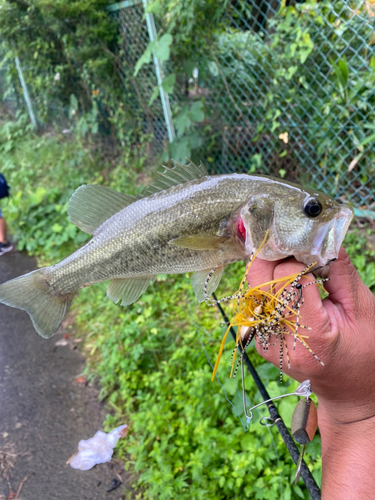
[
  {"left": 141, "top": 158, "right": 208, "bottom": 197},
  {"left": 68, "top": 184, "right": 136, "bottom": 235}
]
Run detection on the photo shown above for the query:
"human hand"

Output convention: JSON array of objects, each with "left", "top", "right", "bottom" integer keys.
[
  {"left": 247, "top": 247, "right": 375, "bottom": 424},
  {"left": 248, "top": 247, "right": 375, "bottom": 498}
]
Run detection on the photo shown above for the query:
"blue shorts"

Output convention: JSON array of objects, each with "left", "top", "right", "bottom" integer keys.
[{"left": 0, "top": 208, "right": 3, "bottom": 218}]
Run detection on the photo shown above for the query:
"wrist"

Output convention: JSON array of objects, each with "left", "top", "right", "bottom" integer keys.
[
  {"left": 317, "top": 395, "right": 375, "bottom": 425},
  {"left": 318, "top": 401, "right": 375, "bottom": 441},
  {"left": 318, "top": 403, "right": 375, "bottom": 499}
]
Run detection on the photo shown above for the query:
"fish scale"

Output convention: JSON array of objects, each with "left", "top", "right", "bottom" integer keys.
[
  {"left": 0, "top": 161, "right": 353, "bottom": 338},
  {"left": 45, "top": 176, "right": 250, "bottom": 291}
]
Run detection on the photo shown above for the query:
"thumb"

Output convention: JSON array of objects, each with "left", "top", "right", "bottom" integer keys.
[
  {"left": 324, "top": 247, "right": 363, "bottom": 307},
  {"left": 246, "top": 257, "right": 283, "bottom": 288}
]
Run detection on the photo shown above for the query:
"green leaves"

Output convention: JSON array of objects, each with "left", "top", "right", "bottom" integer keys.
[
  {"left": 189, "top": 101, "right": 205, "bottom": 122},
  {"left": 134, "top": 33, "right": 173, "bottom": 76},
  {"left": 161, "top": 73, "right": 176, "bottom": 94},
  {"left": 207, "top": 60, "right": 219, "bottom": 77},
  {"left": 154, "top": 33, "right": 173, "bottom": 61},
  {"left": 358, "top": 124, "right": 375, "bottom": 148},
  {"left": 175, "top": 101, "right": 205, "bottom": 136},
  {"left": 297, "top": 31, "right": 314, "bottom": 64},
  {"left": 344, "top": 230, "right": 375, "bottom": 292},
  {"left": 168, "top": 100, "right": 205, "bottom": 161},
  {"left": 29, "top": 187, "right": 47, "bottom": 206},
  {"left": 133, "top": 44, "right": 152, "bottom": 76},
  {"left": 149, "top": 73, "right": 176, "bottom": 106},
  {"left": 331, "top": 56, "right": 349, "bottom": 93}
]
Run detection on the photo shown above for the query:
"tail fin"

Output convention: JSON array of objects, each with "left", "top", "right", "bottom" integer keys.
[{"left": 0, "top": 269, "right": 75, "bottom": 338}]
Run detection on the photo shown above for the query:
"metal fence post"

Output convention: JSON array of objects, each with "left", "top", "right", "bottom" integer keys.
[
  {"left": 14, "top": 54, "right": 37, "bottom": 130},
  {"left": 142, "top": 0, "right": 176, "bottom": 143}
]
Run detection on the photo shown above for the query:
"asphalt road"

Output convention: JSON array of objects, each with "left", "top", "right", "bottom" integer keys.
[{"left": 0, "top": 250, "right": 127, "bottom": 500}]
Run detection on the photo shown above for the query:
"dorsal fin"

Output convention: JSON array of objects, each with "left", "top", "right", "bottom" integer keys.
[
  {"left": 141, "top": 158, "right": 208, "bottom": 197},
  {"left": 68, "top": 184, "right": 136, "bottom": 235}
]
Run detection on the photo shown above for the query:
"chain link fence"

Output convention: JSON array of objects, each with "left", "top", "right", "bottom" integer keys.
[
  {"left": 0, "top": 47, "right": 70, "bottom": 130},
  {"left": 199, "top": 0, "right": 375, "bottom": 218},
  {"left": 107, "top": 0, "right": 170, "bottom": 156},
  {"left": 2, "top": 0, "right": 374, "bottom": 218},
  {"left": 106, "top": 0, "right": 375, "bottom": 218},
  {"left": 0, "top": 49, "right": 25, "bottom": 119}
]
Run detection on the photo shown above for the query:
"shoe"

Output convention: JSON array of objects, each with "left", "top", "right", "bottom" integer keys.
[{"left": 0, "top": 242, "right": 13, "bottom": 255}]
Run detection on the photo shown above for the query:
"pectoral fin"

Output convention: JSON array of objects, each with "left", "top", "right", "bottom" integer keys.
[
  {"left": 191, "top": 265, "right": 225, "bottom": 302},
  {"left": 169, "top": 235, "right": 229, "bottom": 251},
  {"left": 107, "top": 276, "right": 155, "bottom": 306}
]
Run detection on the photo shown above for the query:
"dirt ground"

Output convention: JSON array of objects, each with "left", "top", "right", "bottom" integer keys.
[{"left": 0, "top": 250, "right": 128, "bottom": 500}]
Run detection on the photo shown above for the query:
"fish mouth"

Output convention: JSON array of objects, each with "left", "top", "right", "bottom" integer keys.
[
  {"left": 305, "top": 206, "right": 353, "bottom": 266},
  {"left": 238, "top": 204, "right": 353, "bottom": 267}
]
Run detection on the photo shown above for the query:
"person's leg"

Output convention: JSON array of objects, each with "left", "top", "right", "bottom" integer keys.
[
  {"left": 0, "top": 214, "right": 6, "bottom": 244},
  {"left": 0, "top": 209, "right": 12, "bottom": 253}
]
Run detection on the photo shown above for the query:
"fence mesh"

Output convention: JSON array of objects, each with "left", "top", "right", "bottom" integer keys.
[
  {"left": 0, "top": 49, "right": 25, "bottom": 119},
  {"left": 198, "top": 0, "right": 375, "bottom": 215},
  {"left": 2, "top": 0, "right": 374, "bottom": 216},
  {"left": 108, "top": 0, "right": 375, "bottom": 217},
  {"left": 110, "top": 2, "right": 168, "bottom": 156}
]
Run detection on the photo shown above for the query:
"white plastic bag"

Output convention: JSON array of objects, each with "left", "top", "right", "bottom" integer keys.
[{"left": 69, "top": 424, "right": 128, "bottom": 471}]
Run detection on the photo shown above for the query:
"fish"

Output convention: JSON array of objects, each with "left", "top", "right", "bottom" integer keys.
[{"left": 0, "top": 160, "right": 353, "bottom": 339}]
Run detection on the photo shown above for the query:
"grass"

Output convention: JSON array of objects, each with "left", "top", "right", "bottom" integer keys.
[{"left": 1, "top": 123, "right": 374, "bottom": 499}]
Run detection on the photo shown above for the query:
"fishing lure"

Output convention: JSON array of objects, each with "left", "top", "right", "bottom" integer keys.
[{"left": 208, "top": 233, "right": 328, "bottom": 382}]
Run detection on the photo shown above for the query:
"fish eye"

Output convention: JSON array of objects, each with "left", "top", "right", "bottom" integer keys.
[{"left": 304, "top": 198, "right": 322, "bottom": 218}]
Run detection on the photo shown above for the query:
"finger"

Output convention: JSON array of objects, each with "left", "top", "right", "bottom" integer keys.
[
  {"left": 246, "top": 257, "right": 282, "bottom": 288},
  {"left": 273, "top": 259, "right": 324, "bottom": 312},
  {"left": 249, "top": 258, "right": 324, "bottom": 322},
  {"left": 323, "top": 247, "right": 362, "bottom": 306},
  {"left": 272, "top": 261, "right": 327, "bottom": 358},
  {"left": 324, "top": 247, "right": 375, "bottom": 327},
  {"left": 249, "top": 258, "right": 326, "bottom": 346},
  {"left": 254, "top": 258, "right": 329, "bottom": 374}
]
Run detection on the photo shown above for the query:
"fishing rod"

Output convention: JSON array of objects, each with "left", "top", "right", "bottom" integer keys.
[{"left": 212, "top": 293, "right": 321, "bottom": 500}]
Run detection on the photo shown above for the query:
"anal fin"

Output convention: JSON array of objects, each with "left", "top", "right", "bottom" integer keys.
[{"left": 107, "top": 276, "right": 155, "bottom": 306}]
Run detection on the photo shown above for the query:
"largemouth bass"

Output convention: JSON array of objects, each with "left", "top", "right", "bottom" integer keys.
[{"left": 0, "top": 161, "right": 353, "bottom": 338}]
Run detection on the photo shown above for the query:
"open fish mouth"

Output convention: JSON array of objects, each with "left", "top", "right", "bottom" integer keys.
[
  {"left": 307, "top": 206, "right": 353, "bottom": 266},
  {"left": 240, "top": 203, "right": 354, "bottom": 268}
]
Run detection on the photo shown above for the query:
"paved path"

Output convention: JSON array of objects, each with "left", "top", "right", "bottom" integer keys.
[{"left": 0, "top": 251, "right": 126, "bottom": 500}]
